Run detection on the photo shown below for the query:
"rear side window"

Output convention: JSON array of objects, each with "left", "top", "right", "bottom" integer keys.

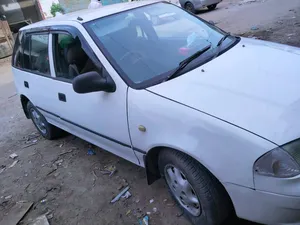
[
  {"left": 30, "top": 34, "right": 50, "bottom": 75},
  {"left": 17, "top": 33, "right": 50, "bottom": 76},
  {"left": 23, "top": 35, "right": 31, "bottom": 70},
  {"left": 12, "top": 32, "right": 50, "bottom": 77},
  {"left": 12, "top": 32, "right": 23, "bottom": 68}
]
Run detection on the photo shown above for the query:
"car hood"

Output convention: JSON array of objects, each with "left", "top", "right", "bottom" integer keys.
[{"left": 148, "top": 38, "right": 300, "bottom": 145}]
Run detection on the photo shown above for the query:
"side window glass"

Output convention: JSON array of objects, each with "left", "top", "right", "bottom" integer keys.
[
  {"left": 23, "top": 35, "right": 31, "bottom": 70},
  {"left": 12, "top": 32, "right": 23, "bottom": 68},
  {"left": 30, "top": 34, "right": 50, "bottom": 75},
  {"left": 53, "top": 33, "right": 98, "bottom": 80}
]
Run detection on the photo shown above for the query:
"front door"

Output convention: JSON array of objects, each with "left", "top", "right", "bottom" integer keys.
[{"left": 43, "top": 26, "right": 139, "bottom": 165}]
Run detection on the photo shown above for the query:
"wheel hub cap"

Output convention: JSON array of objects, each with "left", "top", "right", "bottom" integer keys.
[
  {"left": 165, "top": 165, "right": 201, "bottom": 216},
  {"left": 31, "top": 109, "right": 47, "bottom": 135}
]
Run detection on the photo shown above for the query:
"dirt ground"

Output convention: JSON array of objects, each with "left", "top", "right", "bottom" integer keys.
[{"left": 1, "top": 0, "right": 300, "bottom": 224}]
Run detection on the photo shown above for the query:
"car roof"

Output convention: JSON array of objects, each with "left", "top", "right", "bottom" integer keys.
[{"left": 21, "top": 0, "right": 162, "bottom": 31}]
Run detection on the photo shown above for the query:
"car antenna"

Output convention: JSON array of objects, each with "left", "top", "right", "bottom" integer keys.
[{"left": 77, "top": 16, "right": 83, "bottom": 21}]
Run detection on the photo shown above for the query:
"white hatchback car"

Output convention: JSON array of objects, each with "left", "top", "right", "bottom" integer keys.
[{"left": 12, "top": 1, "right": 300, "bottom": 225}]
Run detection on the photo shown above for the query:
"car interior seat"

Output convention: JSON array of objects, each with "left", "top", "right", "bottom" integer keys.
[{"left": 66, "top": 44, "right": 88, "bottom": 79}]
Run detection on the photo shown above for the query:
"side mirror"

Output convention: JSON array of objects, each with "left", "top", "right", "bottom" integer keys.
[{"left": 72, "top": 71, "right": 116, "bottom": 94}]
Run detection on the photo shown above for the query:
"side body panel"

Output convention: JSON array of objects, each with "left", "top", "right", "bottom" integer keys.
[
  {"left": 13, "top": 68, "right": 58, "bottom": 120},
  {"left": 127, "top": 88, "right": 276, "bottom": 188},
  {"left": 12, "top": 21, "right": 139, "bottom": 166}
]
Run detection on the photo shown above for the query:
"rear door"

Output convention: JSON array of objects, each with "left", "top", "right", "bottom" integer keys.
[
  {"left": 12, "top": 31, "right": 61, "bottom": 125},
  {"left": 44, "top": 25, "right": 139, "bottom": 165}
]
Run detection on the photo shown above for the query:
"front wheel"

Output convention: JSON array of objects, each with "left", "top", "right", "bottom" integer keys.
[
  {"left": 158, "top": 149, "right": 233, "bottom": 225},
  {"left": 207, "top": 4, "right": 217, "bottom": 10}
]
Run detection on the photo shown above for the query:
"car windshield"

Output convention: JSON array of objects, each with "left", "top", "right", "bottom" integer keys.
[{"left": 85, "top": 2, "right": 236, "bottom": 87}]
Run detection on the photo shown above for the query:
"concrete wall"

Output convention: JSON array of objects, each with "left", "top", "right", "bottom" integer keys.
[
  {"left": 0, "top": 0, "right": 25, "bottom": 24},
  {"left": 0, "top": 0, "right": 42, "bottom": 24}
]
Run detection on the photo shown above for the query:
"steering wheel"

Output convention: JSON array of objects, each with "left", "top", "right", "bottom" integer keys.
[{"left": 120, "top": 51, "right": 144, "bottom": 65}]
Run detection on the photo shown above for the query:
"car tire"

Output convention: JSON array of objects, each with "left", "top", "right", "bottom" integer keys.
[
  {"left": 185, "top": 2, "right": 196, "bottom": 14},
  {"left": 158, "top": 149, "right": 233, "bottom": 225},
  {"left": 27, "top": 101, "right": 65, "bottom": 140},
  {"left": 207, "top": 4, "right": 217, "bottom": 10}
]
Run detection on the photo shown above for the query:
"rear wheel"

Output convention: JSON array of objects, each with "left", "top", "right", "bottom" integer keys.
[
  {"left": 207, "top": 4, "right": 217, "bottom": 10},
  {"left": 158, "top": 149, "right": 233, "bottom": 225},
  {"left": 27, "top": 102, "right": 65, "bottom": 140},
  {"left": 185, "top": 2, "right": 196, "bottom": 14}
]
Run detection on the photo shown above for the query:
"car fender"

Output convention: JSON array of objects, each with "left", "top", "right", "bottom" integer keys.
[{"left": 128, "top": 88, "right": 276, "bottom": 188}]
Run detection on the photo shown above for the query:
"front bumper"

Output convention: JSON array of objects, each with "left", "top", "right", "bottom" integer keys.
[{"left": 225, "top": 183, "right": 300, "bottom": 224}]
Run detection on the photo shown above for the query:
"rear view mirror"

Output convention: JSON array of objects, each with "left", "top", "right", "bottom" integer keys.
[{"left": 72, "top": 71, "right": 116, "bottom": 94}]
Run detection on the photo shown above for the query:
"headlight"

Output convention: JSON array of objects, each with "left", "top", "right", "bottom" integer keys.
[{"left": 254, "top": 139, "right": 300, "bottom": 178}]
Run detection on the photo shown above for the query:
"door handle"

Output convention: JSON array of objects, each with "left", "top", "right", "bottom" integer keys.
[
  {"left": 58, "top": 93, "right": 66, "bottom": 102},
  {"left": 24, "top": 81, "right": 29, "bottom": 88}
]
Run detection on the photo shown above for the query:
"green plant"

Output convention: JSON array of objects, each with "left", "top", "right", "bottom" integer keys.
[{"left": 50, "top": 3, "right": 64, "bottom": 17}]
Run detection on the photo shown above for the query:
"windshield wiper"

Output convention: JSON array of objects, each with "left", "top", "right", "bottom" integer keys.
[
  {"left": 213, "top": 34, "right": 231, "bottom": 59},
  {"left": 217, "top": 33, "right": 231, "bottom": 47},
  {"left": 165, "top": 44, "right": 211, "bottom": 81}
]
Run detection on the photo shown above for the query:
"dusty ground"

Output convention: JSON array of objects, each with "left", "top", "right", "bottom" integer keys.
[{"left": 1, "top": 0, "right": 300, "bottom": 224}]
